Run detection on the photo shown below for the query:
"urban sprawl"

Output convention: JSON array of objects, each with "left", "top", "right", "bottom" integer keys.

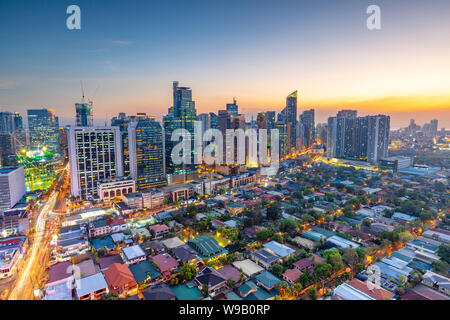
[{"left": 0, "top": 82, "right": 449, "bottom": 301}]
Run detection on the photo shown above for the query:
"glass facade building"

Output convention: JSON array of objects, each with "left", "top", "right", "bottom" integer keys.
[
  {"left": 27, "top": 108, "right": 60, "bottom": 155},
  {"left": 129, "top": 114, "right": 166, "bottom": 190}
]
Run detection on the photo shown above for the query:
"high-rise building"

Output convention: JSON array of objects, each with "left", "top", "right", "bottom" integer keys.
[
  {"left": 226, "top": 98, "right": 239, "bottom": 116},
  {"left": 128, "top": 114, "right": 166, "bottom": 190},
  {"left": 111, "top": 113, "right": 131, "bottom": 177},
  {"left": 0, "top": 112, "right": 15, "bottom": 134},
  {"left": 0, "top": 166, "right": 26, "bottom": 212},
  {"left": 163, "top": 81, "right": 198, "bottom": 184},
  {"left": 280, "top": 91, "right": 298, "bottom": 152},
  {"left": 209, "top": 112, "right": 218, "bottom": 129},
  {"left": 27, "top": 108, "right": 60, "bottom": 155},
  {"left": 300, "top": 109, "right": 315, "bottom": 148},
  {"left": 76, "top": 102, "right": 94, "bottom": 127},
  {"left": 68, "top": 126, "right": 123, "bottom": 199},
  {"left": 430, "top": 119, "right": 438, "bottom": 137},
  {"left": 327, "top": 111, "right": 389, "bottom": 164},
  {"left": 0, "top": 134, "right": 16, "bottom": 166},
  {"left": 257, "top": 112, "right": 267, "bottom": 129}
]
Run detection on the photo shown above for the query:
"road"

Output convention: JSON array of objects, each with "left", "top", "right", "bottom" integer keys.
[{"left": 8, "top": 163, "right": 68, "bottom": 300}]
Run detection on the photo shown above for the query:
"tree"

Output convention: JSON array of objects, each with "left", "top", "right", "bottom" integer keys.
[
  {"left": 179, "top": 263, "right": 197, "bottom": 281},
  {"left": 267, "top": 204, "right": 282, "bottom": 220},
  {"left": 200, "top": 285, "right": 209, "bottom": 297},
  {"left": 272, "top": 233, "right": 284, "bottom": 243},
  {"left": 271, "top": 264, "right": 284, "bottom": 277},
  {"left": 308, "top": 287, "right": 317, "bottom": 300},
  {"left": 217, "top": 226, "right": 239, "bottom": 242},
  {"left": 313, "top": 263, "right": 332, "bottom": 293},
  {"left": 301, "top": 214, "right": 314, "bottom": 223},
  {"left": 433, "top": 260, "right": 449, "bottom": 276},
  {"left": 299, "top": 272, "right": 310, "bottom": 287},
  {"left": 343, "top": 248, "right": 359, "bottom": 270},
  {"left": 101, "top": 292, "right": 119, "bottom": 300},
  {"left": 226, "top": 279, "right": 236, "bottom": 289},
  {"left": 437, "top": 244, "right": 450, "bottom": 264},
  {"left": 256, "top": 228, "right": 274, "bottom": 242}
]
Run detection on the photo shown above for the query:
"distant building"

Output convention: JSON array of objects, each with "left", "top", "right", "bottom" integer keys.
[{"left": 0, "top": 166, "right": 26, "bottom": 212}]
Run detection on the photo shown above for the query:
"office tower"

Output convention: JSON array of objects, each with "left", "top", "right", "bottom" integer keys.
[
  {"left": 68, "top": 126, "right": 123, "bottom": 199},
  {"left": 300, "top": 109, "right": 315, "bottom": 148},
  {"left": 265, "top": 111, "right": 276, "bottom": 129},
  {"left": 17, "top": 149, "right": 56, "bottom": 192},
  {"left": 280, "top": 91, "right": 298, "bottom": 152},
  {"left": 337, "top": 110, "right": 357, "bottom": 118},
  {"left": 276, "top": 120, "right": 289, "bottom": 158},
  {"left": 76, "top": 102, "right": 94, "bottom": 127},
  {"left": 0, "top": 134, "right": 16, "bottom": 166},
  {"left": 111, "top": 113, "right": 131, "bottom": 176},
  {"left": 0, "top": 112, "right": 15, "bottom": 134},
  {"left": 13, "top": 113, "right": 23, "bottom": 132},
  {"left": 27, "top": 108, "right": 60, "bottom": 155},
  {"left": 218, "top": 110, "right": 232, "bottom": 161},
  {"left": 209, "top": 112, "right": 218, "bottom": 129},
  {"left": 163, "top": 81, "right": 198, "bottom": 184},
  {"left": 226, "top": 98, "right": 239, "bottom": 116},
  {"left": 0, "top": 167, "right": 26, "bottom": 211},
  {"left": 128, "top": 114, "right": 166, "bottom": 190},
  {"left": 430, "top": 119, "right": 438, "bottom": 137},
  {"left": 197, "top": 113, "right": 210, "bottom": 138},
  {"left": 368, "top": 115, "right": 390, "bottom": 163},
  {"left": 257, "top": 112, "right": 267, "bottom": 129}
]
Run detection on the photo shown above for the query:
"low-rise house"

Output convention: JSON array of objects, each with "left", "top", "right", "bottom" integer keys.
[
  {"left": 232, "top": 259, "right": 264, "bottom": 278},
  {"left": 333, "top": 279, "right": 394, "bottom": 300},
  {"left": 194, "top": 266, "right": 227, "bottom": 297},
  {"left": 282, "top": 269, "right": 301, "bottom": 285},
  {"left": 142, "top": 283, "right": 176, "bottom": 300},
  {"left": 108, "top": 218, "right": 128, "bottom": 233},
  {"left": 217, "top": 264, "right": 241, "bottom": 285},
  {"left": 98, "top": 254, "right": 123, "bottom": 272},
  {"left": 103, "top": 263, "right": 138, "bottom": 298},
  {"left": 262, "top": 240, "right": 295, "bottom": 260},
  {"left": 75, "top": 259, "right": 99, "bottom": 278},
  {"left": 161, "top": 236, "right": 185, "bottom": 250},
  {"left": 401, "top": 284, "right": 450, "bottom": 300},
  {"left": 293, "top": 254, "right": 326, "bottom": 274},
  {"left": 75, "top": 272, "right": 108, "bottom": 300},
  {"left": 237, "top": 280, "right": 258, "bottom": 298},
  {"left": 172, "top": 244, "right": 202, "bottom": 266},
  {"left": 188, "top": 235, "right": 227, "bottom": 260},
  {"left": 121, "top": 245, "right": 146, "bottom": 265},
  {"left": 422, "top": 271, "right": 450, "bottom": 295},
  {"left": 255, "top": 271, "right": 281, "bottom": 291},
  {"left": 129, "top": 260, "right": 161, "bottom": 285},
  {"left": 148, "top": 224, "right": 170, "bottom": 239},
  {"left": 250, "top": 248, "right": 281, "bottom": 270},
  {"left": 151, "top": 253, "right": 179, "bottom": 279},
  {"left": 88, "top": 219, "right": 111, "bottom": 238},
  {"left": 140, "top": 240, "right": 167, "bottom": 256}
]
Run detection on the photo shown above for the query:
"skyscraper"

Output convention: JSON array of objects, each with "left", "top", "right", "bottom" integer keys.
[
  {"left": 111, "top": 113, "right": 131, "bottom": 176},
  {"left": 68, "top": 126, "right": 123, "bottom": 198},
  {"left": 76, "top": 102, "right": 94, "bottom": 127},
  {"left": 209, "top": 112, "right": 218, "bottom": 129},
  {"left": 0, "top": 112, "right": 15, "bottom": 134},
  {"left": 163, "top": 81, "right": 198, "bottom": 184},
  {"left": 327, "top": 111, "right": 389, "bottom": 164},
  {"left": 226, "top": 98, "right": 239, "bottom": 116},
  {"left": 280, "top": 91, "right": 298, "bottom": 152},
  {"left": 300, "top": 109, "right": 315, "bottom": 148},
  {"left": 430, "top": 119, "right": 438, "bottom": 137},
  {"left": 27, "top": 108, "right": 60, "bottom": 155},
  {"left": 129, "top": 114, "right": 166, "bottom": 190}
]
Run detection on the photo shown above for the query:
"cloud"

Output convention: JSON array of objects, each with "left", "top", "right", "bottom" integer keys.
[
  {"left": 111, "top": 40, "right": 135, "bottom": 46},
  {"left": 0, "top": 80, "right": 17, "bottom": 90}
]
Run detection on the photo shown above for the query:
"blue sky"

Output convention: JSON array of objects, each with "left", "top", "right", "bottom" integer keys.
[{"left": 0, "top": 0, "right": 449, "bottom": 128}]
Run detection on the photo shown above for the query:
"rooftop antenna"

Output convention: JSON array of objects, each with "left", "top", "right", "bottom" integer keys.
[{"left": 80, "top": 80, "right": 85, "bottom": 103}]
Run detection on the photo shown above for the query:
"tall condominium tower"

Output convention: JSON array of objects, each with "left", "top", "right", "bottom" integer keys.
[
  {"left": 163, "top": 81, "right": 198, "bottom": 184},
  {"left": 280, "top": 91, "right": 298, "bottom": 153},
  {"left": 68, "top": 126, "right": 123, "bottom": 198},
  {"left": 327, "top": 111, "right": 389, "bottom": 164},
  {"left": 300, "top": 109, "right": 315, "bottom": 148},
  {"left": 76, "top": 102, "right": 94, "bottom": 127},
  {"left": 128, "top": 114, "right": 166, "bottom": 190},
  {"left": 111, "top": 113, "right": 131, "bottom": 176},
  {"left": 27, "top": 108, "right": 60, "bottom": 155}
]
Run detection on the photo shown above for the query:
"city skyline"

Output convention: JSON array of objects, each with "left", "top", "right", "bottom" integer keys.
[{"left": 0, "top": 0, "right": 449, "bottom": 129}]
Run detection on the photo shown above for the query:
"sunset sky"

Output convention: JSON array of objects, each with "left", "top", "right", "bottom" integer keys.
[{"left": 0, "top": 0, "right": 449, "bottom": 129}]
